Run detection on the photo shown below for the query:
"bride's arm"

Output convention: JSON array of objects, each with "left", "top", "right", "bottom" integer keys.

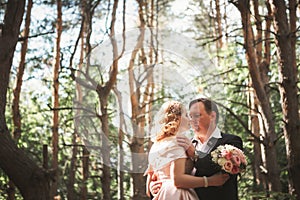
[{"left": 171, "top": 158, "right": 229, "bottom": 188}]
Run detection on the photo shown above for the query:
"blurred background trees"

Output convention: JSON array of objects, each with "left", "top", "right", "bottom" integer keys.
[{"left": 0, "top": 0, "right": 299, "bottom": 199}]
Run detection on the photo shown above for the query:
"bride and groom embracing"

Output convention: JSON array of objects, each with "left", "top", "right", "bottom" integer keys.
[{"left": 144, "top": 98, "right": 243, "bottom": 200}]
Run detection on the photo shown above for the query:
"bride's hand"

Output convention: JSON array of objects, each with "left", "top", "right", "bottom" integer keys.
[
  {"left": 176, "top": 135, "right": 192, "bottom": 150},
  {"left": 176, "top": 135, "right": 195, "bottom": 158}
]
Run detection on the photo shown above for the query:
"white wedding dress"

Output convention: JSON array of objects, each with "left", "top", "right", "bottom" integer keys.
[{"left": 145, "top": 136, "right": 199, "bottom": 200}]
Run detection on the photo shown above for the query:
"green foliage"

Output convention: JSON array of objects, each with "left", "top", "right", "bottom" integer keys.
[{"left": 1, "top": 0, "right": 299, "bottom": 199}]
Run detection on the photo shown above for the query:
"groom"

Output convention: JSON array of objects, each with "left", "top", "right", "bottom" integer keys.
[{"left": 150, "top": 97, "right": 243, "bottom": 200}]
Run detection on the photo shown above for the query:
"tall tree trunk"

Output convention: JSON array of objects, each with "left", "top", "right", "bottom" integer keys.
[
  {"left": 233, "top": 0, "right": 281, "bottom": 192},
  {"left": 113, "top": 1, "right": 127, "bottom": 198},
  {"left": 127, "top": 2, "right": 146, "bottom": 199},
  {"left": 67, "top": 132, "right": 79, "bottom": 200},
  {"left": 8, "top": 0, "right": 33, "bottom": 199},
  {"left": 250, "top": 0, "right": 272, "bottom": 195},
  {"left": 0, "top": 0, "right": 50, "bottom": 199},
  {"left": 97, "top": 1, "right": 119, "bottom": 199},
  {"left": 128, "top": 48, "right": 149, "bottom": 200},
  {"left": 67, "top": 7, "right": 86, "bottom": 198},
  {"left": 249, "top": 88, "right": 267, "bottom": 197},
  {"left": 215, "top": 0, "right": 223, "bottom": 49},
  {"left": 223, "top": 0, "right": 229, "bottom": 45},
  {"left": 128, "top": 2, "right": 156, "bottom": 199},
  {"left": 50, "top": 0, "right": 62, "bottom": 198},
  {"left": 81, "top": 147, "right": 89, "bottom": 200},
  {"left": 12, "top": 0, "right": 32, "bottom": 142},
  {"left": 69, "top": 0, "right": 102, "bottom": 198},
  {"left": 269, "top": 0, "right": 300, "bottom": 198},
  {"left": 114, "top": 88, "right": 126, "bottom": 200}
]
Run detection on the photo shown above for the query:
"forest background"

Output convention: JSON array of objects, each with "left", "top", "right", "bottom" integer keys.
[{"left": 0, "top": 0, "right": 299, "bottom": 199}]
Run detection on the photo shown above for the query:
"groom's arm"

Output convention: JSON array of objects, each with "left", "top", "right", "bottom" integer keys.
[
  {"left": 148, "top": 173, "right": 162, "bottom": 199},
  {"left": 146, "top": 172, "right": 153, "bottom": 197},
  {"left": 227, "top": 134, "right": 243, "bottom": 150},
  {"left": 186, "top": 145, "right": 196, "bottom": 158}
]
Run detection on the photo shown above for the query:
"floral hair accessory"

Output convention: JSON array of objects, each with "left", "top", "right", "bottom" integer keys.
[
  {"left": 211, "top": 144, "right": 247, "bottom": 174},
  {"left": 167, "top": 102, "right": 182, "bottom": 116}
]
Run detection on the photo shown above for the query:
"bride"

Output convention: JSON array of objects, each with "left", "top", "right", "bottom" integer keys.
[{"left": 145, "top": 100, "right": 228, "bottom": 200}]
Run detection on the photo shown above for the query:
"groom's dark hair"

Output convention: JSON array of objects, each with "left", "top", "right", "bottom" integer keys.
[{"left": 189, "top": 98, "right": 219, "bottom": 123}]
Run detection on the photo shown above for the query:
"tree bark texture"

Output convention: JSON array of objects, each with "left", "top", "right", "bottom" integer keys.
[
  {"left": 249, "top": 88, "right": 267, "bottom": 195},
  {"left": 127, "top": 3, "right": 147, "bottom": 199},
  {"left": 97, "top": 1, "right": 119, "bottom": 199},
  {"left": 8, "top": 1, "right": 33, "bottom": 199},
  {"left": 12, "top": 0, "right": 32, "bottom": 142},
  {"left": 215, "top": 0, "right": 223, "bottom": 49},
  {"left": 67, "top": 7, "right": 86, "bottom": 198},
  {"left": 50, "top": 0, "right": 62, "bottom": 198},
  {"left": 269, "top": 0, "right": 300, "bottom": 198},
  {"left": 80, "top": 147, "right": 89, "bottom": 200},
  {"left": 114, "top": 88, "right": 126, "bottom": 200},
  {"left": 0, "top": 0, "right": 50, "bottom": 199},
  {"left": 233, "top": 0, "right": 282, "bottom": 192}
]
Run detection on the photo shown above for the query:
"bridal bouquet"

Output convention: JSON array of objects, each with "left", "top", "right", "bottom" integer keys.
[{"left": 211, "top": 144, "right": 247, "bottom": 174}]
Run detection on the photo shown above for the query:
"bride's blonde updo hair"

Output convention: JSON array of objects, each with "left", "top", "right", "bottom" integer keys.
[{"left": 155, "top": 101, "right": 183, "bottom": 142}]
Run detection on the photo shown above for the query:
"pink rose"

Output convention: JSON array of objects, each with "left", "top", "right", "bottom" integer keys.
[
  {"left": 223, "top": 161, "right": 233, "bottom": 172},
  {"left": 231, "top": 155, "right": 241, "bottom": 166},
  {"left": 221, "top": 150, "right": 232, "bottom": 160},
  {"left": 231, "top": 165, "right": 240, "bottom": 174}
]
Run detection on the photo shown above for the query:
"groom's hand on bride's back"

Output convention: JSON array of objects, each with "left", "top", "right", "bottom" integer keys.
[{"left": 149, "top": 173, "right": 162, "bottom": 197}]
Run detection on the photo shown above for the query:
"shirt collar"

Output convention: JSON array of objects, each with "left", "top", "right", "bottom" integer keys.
[
  {"left": 192, "top": 127, "right": 222, "bottom": 146},
  {"left": 210, "top": 127, "right": 222, "bottom": 139}
]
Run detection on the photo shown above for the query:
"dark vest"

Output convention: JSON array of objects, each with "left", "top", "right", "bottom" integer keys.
[{"left": 194, "top": 133, "right": 243, "bottom": 200}]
